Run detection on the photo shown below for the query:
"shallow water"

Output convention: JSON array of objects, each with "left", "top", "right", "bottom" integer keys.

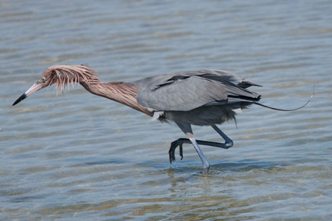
[{"left": 1, "top": 0, "right": 332, "bottom": 220}]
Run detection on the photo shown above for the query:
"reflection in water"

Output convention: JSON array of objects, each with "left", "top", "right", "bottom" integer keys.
[
  {"left": 34, "top": 169, "right": 257, "bottom": 220},
  {"left": 1, "top": 0, "right": 332, "bottom": 220}
]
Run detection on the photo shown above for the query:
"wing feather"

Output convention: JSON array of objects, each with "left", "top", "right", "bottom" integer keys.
[{"left": 135, "top": 69, "right": 260, "bottom": 111}]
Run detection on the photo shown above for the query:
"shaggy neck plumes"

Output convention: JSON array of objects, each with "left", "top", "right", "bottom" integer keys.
[
  {"left": 45, "top": 65, "right": 152, "bottom": 116},
  {"left": 45, "top": 65, "right": 100, "bottom": 94}
]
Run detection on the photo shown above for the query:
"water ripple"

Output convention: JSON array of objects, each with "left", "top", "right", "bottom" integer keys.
[{"left": 1, "top": 0, "right": 332, "bottom": 220}]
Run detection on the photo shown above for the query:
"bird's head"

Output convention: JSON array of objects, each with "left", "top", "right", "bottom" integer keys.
[{"left": 12, "top": 64, "right": 98, "bottom": 106}]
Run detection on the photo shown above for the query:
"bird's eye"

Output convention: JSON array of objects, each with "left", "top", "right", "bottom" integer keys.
[{"left": 37, "top": 77, "right": 46, "bottom": 84}]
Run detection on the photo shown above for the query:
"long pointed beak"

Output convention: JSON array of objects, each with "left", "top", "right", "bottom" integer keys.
[{"left": 12, "top": 83, "right": 43, "bottom": 106}]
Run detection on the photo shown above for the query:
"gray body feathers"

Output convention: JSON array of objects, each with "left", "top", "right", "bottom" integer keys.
[{"left": 135, "top": 69, "right": 261, "bottom": 125}]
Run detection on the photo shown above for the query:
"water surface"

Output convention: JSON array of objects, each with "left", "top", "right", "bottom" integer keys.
[{"left": 1, "top": 0, "right": 332, "bottom": 220}]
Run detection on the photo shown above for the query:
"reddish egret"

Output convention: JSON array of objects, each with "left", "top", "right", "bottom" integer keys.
[{"left": 13, "top": 65, "right": 310, "bottom": 172}]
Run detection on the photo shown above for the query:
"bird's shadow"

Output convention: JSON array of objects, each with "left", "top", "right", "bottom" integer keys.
[
  {"left": 70, "top": 158, "right": 127, "bottom": 167},
  {"left": 70, "top": 157, "right": 287, "bottom": 176},
  {"left": 211, "top": 159, "right": 286, "bottom": 172},
  {"left": 161, "top": 159, "right": 288, "bottom": 176}
]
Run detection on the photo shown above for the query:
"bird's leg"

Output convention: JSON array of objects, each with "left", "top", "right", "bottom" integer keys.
[
  {"left": 188, "top": 134, "right": 210, "bottom": 173},
  {"left": 168, "top": 125, "right": 233, "bottom": 163},
  {"left": 169, "top": 138, "right": 232, "bottom": 163},
  {"left": 174, "top": 122, "right": 210, "bottom": 173},
  {"left": 212, "top": 125, "right": 233, "bottom": 149}
]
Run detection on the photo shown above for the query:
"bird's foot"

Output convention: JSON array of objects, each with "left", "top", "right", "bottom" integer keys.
[
  {"left": 202, "top": 166, "right": 210, "bottom": 175},
  {"left": 168, "top": 138, "right": 186, "bottom": 164}
]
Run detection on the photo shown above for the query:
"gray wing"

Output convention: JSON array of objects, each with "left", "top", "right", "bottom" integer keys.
[{"left": 135, "top": 69, "right": 261, "bottom": 111}]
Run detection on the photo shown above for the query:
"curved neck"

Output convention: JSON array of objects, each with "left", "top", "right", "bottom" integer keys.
[{"left": 80, "top": 81, "right": 153, "bottom": 116}]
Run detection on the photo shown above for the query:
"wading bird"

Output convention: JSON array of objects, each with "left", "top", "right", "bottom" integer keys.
[{"left": 13, "top": 65, "right": 310, "bottom": 173}]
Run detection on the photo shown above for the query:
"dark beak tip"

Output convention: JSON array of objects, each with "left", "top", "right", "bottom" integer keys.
[{"left": 12, "top": 94, "right": 27, "bottom": 106}]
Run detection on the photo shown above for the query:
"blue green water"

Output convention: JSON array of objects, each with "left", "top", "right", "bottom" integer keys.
[{"left": 1, "top": 0, "right": 332, "bottom": 220}]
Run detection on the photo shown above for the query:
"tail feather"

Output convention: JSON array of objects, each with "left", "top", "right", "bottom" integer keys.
[
  {"left": 238, "top": 80, "right": 262, "bottom": 89},
  {"left": 254, "top": 85, "right": 315, "bottom": 111},
  {"left": 254, "top": 94, "right": 313, "bottom": 111}
]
